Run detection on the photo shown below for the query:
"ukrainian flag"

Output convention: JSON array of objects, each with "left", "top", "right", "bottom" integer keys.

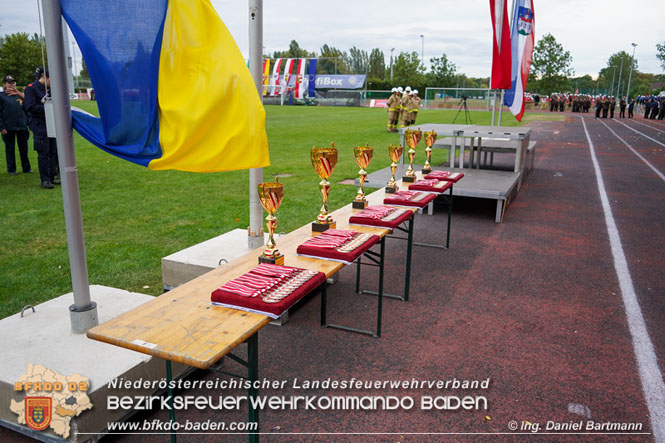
[{"left": 62, "top": 0, "right": 269, "bottom": 172}]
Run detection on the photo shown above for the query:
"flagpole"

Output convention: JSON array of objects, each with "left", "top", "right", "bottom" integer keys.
[
  {"left": 41, "top": 0, "right": 98, "bottom": 332},
  {"left": 248, "top": 0, "right": 265, "bottom": 250}
]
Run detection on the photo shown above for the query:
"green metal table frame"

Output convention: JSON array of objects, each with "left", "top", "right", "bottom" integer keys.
[
  {"left": 320, "top": 236, "right": 386, "bottom": 337},
  {"left": 164, "top": 332, "right": 260, "bottom": 443}
]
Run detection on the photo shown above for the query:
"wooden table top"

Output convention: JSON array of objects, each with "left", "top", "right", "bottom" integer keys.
[{"left": 87, "top": 182, "right": 416, "bottom": 369}]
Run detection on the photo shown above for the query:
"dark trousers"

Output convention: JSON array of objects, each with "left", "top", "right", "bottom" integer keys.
[
  {"left": 595, "top": 107, "right": 601, "bottom": 118},
  {"left": 619, "top": 108, "right": 625, "bottom": 118},
  {"left": 628, "top": 109, "right": 633, "bottom": 118},
  {"left": 34, "top": 135, "right": 58, "bottom": 184},
  {"left": 3, "top": 130, "right": 31, "bottom": 173}
]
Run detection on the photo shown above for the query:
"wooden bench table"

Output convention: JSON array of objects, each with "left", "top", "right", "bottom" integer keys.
[{"left": 86, "top": 186, "right": 421, "bottom": 441}]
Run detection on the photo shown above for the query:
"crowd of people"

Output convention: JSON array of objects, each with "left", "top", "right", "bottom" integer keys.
[
  {"left": 386, "top": 86, "right": 421, "bottom": 132},
  {"left": 539, "top": 93, "right": 641, "bottom": 119},
  {"left": 0, "top": 67, "right": 59, "bottom": 188},
  {"left": 636, "top": 96, "right": 665, "bottom": 120}
]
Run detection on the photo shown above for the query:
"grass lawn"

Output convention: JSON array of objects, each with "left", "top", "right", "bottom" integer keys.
[{"left": 0, "top": 103, "right": 527, "bottom": 319}]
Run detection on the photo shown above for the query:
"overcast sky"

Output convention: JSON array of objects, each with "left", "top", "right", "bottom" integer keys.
[{"left": 1, "top": 0, "right": 663, "bottom": 79}]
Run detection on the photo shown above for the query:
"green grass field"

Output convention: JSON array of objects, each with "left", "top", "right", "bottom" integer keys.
[{"left": 0, "top": 103, "right": 526, "bottom": 319}]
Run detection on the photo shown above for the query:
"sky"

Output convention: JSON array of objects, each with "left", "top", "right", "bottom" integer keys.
[{"left": 1, "top": 0, "right": 663, "bottom": 80}]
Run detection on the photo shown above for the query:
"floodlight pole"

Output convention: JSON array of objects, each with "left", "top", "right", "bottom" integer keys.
[
  {"left": 42, "top": 0, "right": 98, "bottom": 333},
  {"left": 248, "top": 0, "right": 265, "bottom": 250},
  {"left": 616, "top": 56, "right": 624, "bottom": 99},
  {"left": 626, "top": 43, "right": 637, "bottom": 100}
]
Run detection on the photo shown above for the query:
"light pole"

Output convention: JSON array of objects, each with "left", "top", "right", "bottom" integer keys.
[
  {"left": 390, "top": 47, "right": 395, "bottom": 81},
  {"left": 609, "top": 66, "right": 617, "bottom": 96},
  {"left": 616, "top": 56, "right": 624, "bottom": 99},
  {"left": 419, "top": 35, "right": 424, "bottom": 66},
  {"left": 71, "top": 42, "right": 77, "bottom": 87},
  {"left": 626, "top": 43, "right": 637, "bottom": 100}
]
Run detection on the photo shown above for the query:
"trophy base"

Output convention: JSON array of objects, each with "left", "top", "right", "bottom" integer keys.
[
  {"left": 402, "top": 175, "right": 416, "bottom": 183},
  {"left": 385, "top": 186, "right": 397, "bottom": 194},
  {"left": 421, "top": 168, "right": 432, "bottom": 174},
  {"left": 312, "top": 221, "right": 336, "bottom": 233},
  {"left": 259, "top": 254, "right": 285, "bottom": 266},
  {"left": 352, "top": 200, "right": 368, "bottom": 209}
]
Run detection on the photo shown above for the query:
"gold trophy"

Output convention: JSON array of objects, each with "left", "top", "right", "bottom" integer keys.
[
  {"left": 386, "top": 144, "right": 403, "bottom": 193},
  {"left": 422, "top": 130, "right": 437, "bottom": 174},
  {"left": 257, "top": 178, "right": 285, "bottom": 265},
  {"left": 352, "top": 143, "right": 373, "bottom": 209},
  {"left": 402, "top": 128, "right": 422, "bottom": 182},
  {"left": 311, "top": 143, "right": 338, "bottom": 233}
]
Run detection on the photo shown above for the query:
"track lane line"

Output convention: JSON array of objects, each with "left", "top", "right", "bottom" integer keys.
[
  {"left": 580, "top": 116, "right": 665, "bottom": 443},
  {"left": 613, "top": 119, "right": 665, "bottom": 148},
  {"left": 596, "top": 119, "right": 665, "bottom": 182},
  {"left": 624, "top": 119, "right": 665, "bottom": 135}
]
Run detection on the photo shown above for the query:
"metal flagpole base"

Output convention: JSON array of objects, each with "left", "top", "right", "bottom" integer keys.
[{"left": 69, "top": 301, "right": 98, "bottom": 333}]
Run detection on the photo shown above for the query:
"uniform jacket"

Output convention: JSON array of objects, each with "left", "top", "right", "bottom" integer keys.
[
  {"left": 23, "top": 81, "right": 48, "bottom": 137},
  {"left": 0, "top": 90, "right": 28, "bottom": 132}
]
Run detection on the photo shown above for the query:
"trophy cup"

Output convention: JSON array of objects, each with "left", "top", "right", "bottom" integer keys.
[
  {"left": 257, "top": 178, "right": 285, "bottom": 265},
  {"left": 422, "top": 130, "right": 437, "bottom": 174},
  {"left": 311, "top": 143, "right": 338, "bottom": 233},
  {"left": 386, "top": 144, "right": 403, "bottom": 193},
  {"left": 402, "top": 128, "right": 422, "bottom": 182},
  {"left": 352, "top": 143, "right": 373, "bottom": 209}
]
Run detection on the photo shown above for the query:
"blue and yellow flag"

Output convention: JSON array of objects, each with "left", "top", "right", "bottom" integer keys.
[{"left": 62, "top": 0, "right": 269, "bottom": 172}]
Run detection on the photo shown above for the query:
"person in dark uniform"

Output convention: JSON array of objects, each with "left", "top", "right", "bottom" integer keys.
[
  {"left": 628, "top": 98, "right": 634, "bottom": 118},
  {"left": 644, "top": 98, "right": 652, "bottom": 119},
  {"left": 652, "top": 99, "right": 661, "bottom": 120},
  {"left": 23, "top": 66, "right": 59, "bottom": 189},
  {"left": 595, "top": 96, "right": 602, "bottom": 118},
  {"left": 609, "top": 97, "right": 616, "bottom": 118},
  {"left": 559, "top": 94, "right": 565, "bottom": 112},
  {"left": 619, "top": 97, "right": 626, "bottom": 118},
  {"left": 602, "top": 97, "right": 609, "bottom": 118},
  {"left": 659, "top": 98, "right": 665, "bottom": 120},
  {"left": 1, "top": 75, "right": 32, "bottom": 175}
]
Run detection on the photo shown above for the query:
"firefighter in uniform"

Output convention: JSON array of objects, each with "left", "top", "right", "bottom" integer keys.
[
  {"left": 609, "top": 97, "right": 616, "bottom": 118},
  {"left": 399, "top": 87, "right": 411, "bottom": 128},
  {"left": 595, "top": 96, "right": 602, "bottom": 118},
  {"left": 408, "top": 90, "right": 421, "bottom": 126},
  {"left": 386, "top": 87, "right": 400, "bottom": 132},
  {"left": 619, "top": 97, "right": 626, "bottom": 118}
]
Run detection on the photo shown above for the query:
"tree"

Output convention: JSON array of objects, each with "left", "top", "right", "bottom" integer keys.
[
  {"left": 80, "top": 58, "right": 90, "bottom": 79},
  {"left": 272, "top": 40, "right": 314, "bottom": 59},
  {"left": 368, "top": 48, "right": 385, "bottom": 79},
  {"left": 597, "top": 51, "right": 638, "bottom": 96},
  {"left": 0, "top": 33, "right": 46, "bottom": 85},
  {"left": 318, "top": 44, "right": 348, "bottom": 74},
  {"left": 427, "top": 53, "right": 457, "bottom": 87},
  {"left": 656, "top": 41, "right": 665, "bottom": 72},
  {"left": 346, "top": 46, "right": 368, "bottom": 74},
  {"left": 392, "top": 51, "right": 425, "bottom": 88},
  {"left": 530, "top": 33, "right": 573, "bottom": 94},
  {"left": 569, "top": 75, "right": 595, "bottom": 94}
]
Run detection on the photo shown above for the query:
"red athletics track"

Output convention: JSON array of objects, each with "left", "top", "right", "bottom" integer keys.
[{"left": 3, "top": 115, "right": 664, "bottom": 442}]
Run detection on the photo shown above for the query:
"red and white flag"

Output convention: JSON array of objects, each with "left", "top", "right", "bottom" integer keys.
[
  {"left": 503, "top": 0, "right": 535, "bottom": 121},
  {"left": 294, "top": 59, "right": 307, "bottom": 98},
  {"left": 271, "top": 58, "right": 282, "bottom": 96},
  {"left": 282, "top": 58, "right": 295, "bottom": 95},
  {"left": 490, "top": 0, "right": 512, "bottom": 89}
]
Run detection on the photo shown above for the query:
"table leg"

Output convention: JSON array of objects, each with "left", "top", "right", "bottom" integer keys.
[
  {"left": 375, "top": 236, "right": 385, "bottom": 338},
  {"left": 446, "top": 184, "right": 454, "bottom": 249},
  {"left": 165, "top": 360, "right": 176, "bottom": 443},
  {"left": 320, "top": 280, "right": 328, "bottom": 326},
  {"left": 404, "top": 218, "right": 414, "bottom": 301},
  {"left": 247, "top": 333, "right": 259, "bottom": 443}
]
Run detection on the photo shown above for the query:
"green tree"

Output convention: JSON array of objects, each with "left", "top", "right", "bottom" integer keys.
[
  {"left": 427, "top": 53, "right": 457, "bottom": 87},
  {"left": 530, "top": 33, "right": 573, "bottom": 94},
  {"left": 392, "top": 51, "right": 425, "bottom": 88},
  {"left": 0, "top": 33, "right": 46, "bottom": 85},
  {"left": 318, "top": 44, "right": 348, "bottom": 74},
  {"left": 597, "top": 51, "right": 638, "bottom": 96},
  {"left": 80, "top": 58, "right": 90, "bottom": 79},
  {"left": 368, "top": 48, "right": 385, "bottom": 79},
  {"left": 272, "top": 40, "right": 314, "bottom": 59},
  {"left": 346, "top": 46, "right": 368, "bottom": 74},
  {"left": 655, "top": 41, "right": 665, "bottom": 72},
  {"left": 569, "top": 75, "right": 595, "bottom": 94}
]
